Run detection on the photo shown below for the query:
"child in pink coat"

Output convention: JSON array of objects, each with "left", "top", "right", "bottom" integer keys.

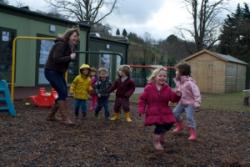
[
  {"left": 138, "top": 67, "right": 180, "bottom": 151},
  {"left": 173, "top": 63, "right": 201, "bottom": 141},
  {"left": 89, "top": 67, "right": 98, "bottom": 112}
]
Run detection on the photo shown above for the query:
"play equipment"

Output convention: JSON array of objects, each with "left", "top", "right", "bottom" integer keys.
[
  {"left": 10, "top": 36, "right": 56, "bottom": 100},
  {"left": 128, "top": 64, "right": 176, "bottom": 70},
  {"left": 30, "top": 87, "right": 58, "bottom": 107},
  {"left": 10, "top": 36, "right": 124, "bottom": 100},
  {"left": 0, "top": 80, "right": 16, "bottom": 117},
  {"left": 128, "top": 64, "right": 176, "bottom": 87}
]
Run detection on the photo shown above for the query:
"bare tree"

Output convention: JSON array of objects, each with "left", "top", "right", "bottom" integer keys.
[
  {"left": 14, "top": 0, "right": 26, "bottom": 7},
  {"left": 45, "top": 0, "right": 117, "bottom": 25},
  {"left": 46, "top": 7, "right": 66, "bottom": 19},
  {"left": 0, "top": 0, "right": 9, "bottom": 4},
  {"left": 181, "top": 0, "right": 226, "bottom": 51}
]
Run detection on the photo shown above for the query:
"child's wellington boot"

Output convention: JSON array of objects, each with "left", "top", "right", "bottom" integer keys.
[
  {"left": 153, "top": 135, "right": 164, "bottom": 151},
  {"left": 125, "top": 112, "right": 132, "bottom": 122},
  {"left": 188, "top": 128, "right": 197, "bottom": 141},
  {"left": 110, "top": 112, "right": 120, "bottom": 121},
  {"left": 173, "top": 121, "right": 184, "bottom": 133},
  {"left": 159, "top": 134, "right": 165, "bottom": 145}
]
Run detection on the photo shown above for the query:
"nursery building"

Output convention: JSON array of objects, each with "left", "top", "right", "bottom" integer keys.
[
  {"left": 0, "top": 3, "right": 90, "bottom": 86},
  {"left": 88, "top": 36, "right": 129, "bottom": 81},
  {"left": 0, "top": 3, "right": 128, "bottom": 90},
  {"left": 181, "top": 49, "right": 248, "bottom": 93}
]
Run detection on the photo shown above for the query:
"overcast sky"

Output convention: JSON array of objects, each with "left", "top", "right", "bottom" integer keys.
[{"left": 7, "top": 0, "right": 250, "bottom": 40}]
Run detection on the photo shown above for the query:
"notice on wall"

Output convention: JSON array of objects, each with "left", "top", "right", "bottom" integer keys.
[{"left": 2, "top": 31, "right": 10, "bottom": 42}]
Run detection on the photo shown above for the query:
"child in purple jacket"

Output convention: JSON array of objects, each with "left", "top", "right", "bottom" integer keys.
[
  {"left": 173, "top": 63, "right": 201, "bottom": 141},
  {"left": 109, "top": 65, "right": 135, "bottom": 122}
]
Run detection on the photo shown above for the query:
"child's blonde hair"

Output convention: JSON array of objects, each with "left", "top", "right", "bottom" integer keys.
[
  {"left": 148, "top": 67, "right": 167, "bottom": 83},
  {"left": 98, "top": 67, "right": 109, "bottom": 74},
  {"left": 90, "top": 67, "right": 97, "bottom": 73}
]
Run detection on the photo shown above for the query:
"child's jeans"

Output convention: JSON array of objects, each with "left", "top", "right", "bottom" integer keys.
[
  {"left": 95, "top": 97, "right": 109, "bottom": 118},
  {"left": 173, "top": 103, "right": 196, "bottom": 128},
  {"left": 74, "top": 99, "right": 87, "bottom": 116}
]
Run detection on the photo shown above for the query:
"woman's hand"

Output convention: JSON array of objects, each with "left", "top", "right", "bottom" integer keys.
[{"left": 70, "top": 53, "right": 76, "bottom": 60}]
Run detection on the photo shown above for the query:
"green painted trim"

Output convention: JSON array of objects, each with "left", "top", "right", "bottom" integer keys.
[
  {"left": 90, "top": 36, "right": 129, "bottom": 46},
  {"left": 0, "top": 3, "right": 90, "bottom": 30}
]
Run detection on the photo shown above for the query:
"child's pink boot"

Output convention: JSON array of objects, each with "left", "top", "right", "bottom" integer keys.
[
  {"left": 188, "top": 128, "right": 197, "bottom": 141},
  {"left": 173, "top": 121, "right": 184, "bottom": 133},
  {"left": 160, "top": 134, "right": 165, "bottom": 145},
  {"left": 153, "top": 135, "right": 164, "bottom": 151}
]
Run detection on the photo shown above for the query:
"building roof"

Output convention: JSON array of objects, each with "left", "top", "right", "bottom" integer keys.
[
  {"left": 183, "top": 49, "right": 248, "bottom": 65},
  {"left": 90, "top": 36, "right": 129, "bottom": 46},
  {"left": 0, "top": 3, "right": 90, "bottom": 30}
]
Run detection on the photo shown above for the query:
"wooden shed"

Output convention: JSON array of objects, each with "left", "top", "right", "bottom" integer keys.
[{"left": 181, "top": 49, "right": 248, "bottom": 93}]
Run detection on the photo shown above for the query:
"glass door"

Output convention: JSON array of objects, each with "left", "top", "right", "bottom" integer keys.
[
  {"left": 98, "top": 52, "right": 123, "bottom": 81},
  {"left": 0, "top": 27, "right": 16, "bottom": 82},
  {"left": 37, "top": 39, "right": 54, "bottom": 85},
  {"left": 37, "top": 37, "right": 79, "bottom": 85}
]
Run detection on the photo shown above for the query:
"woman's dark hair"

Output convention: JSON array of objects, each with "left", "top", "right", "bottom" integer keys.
[
  {"left": 177, "top": 63, "right": 191, "bottom": 76},
  {"left": 62, "top": 28, "right": 80, "bottom": 42}
]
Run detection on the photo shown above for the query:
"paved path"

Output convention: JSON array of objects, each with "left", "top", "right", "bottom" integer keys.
[
  {"left": 14, "top": 87, "right": 145, "bottom": 99},
  {"left": 134, "top": 87, "right": 144, "bottom": 94}
]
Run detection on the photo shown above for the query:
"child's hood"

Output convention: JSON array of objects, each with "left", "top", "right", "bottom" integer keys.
[
  {"left": 80, "top": 64, "right": 90, "bottom": 70},
  {"left": 180, "top": 76, "right": 196, "bottom": 84},
  {"left": 79, "top": 64, "right": 90, "bottom": 77}
]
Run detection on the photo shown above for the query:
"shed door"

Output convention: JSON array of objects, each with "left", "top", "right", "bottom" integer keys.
[
  {"left": 0, "top": 27, "right": 16, "bottom": 82},
  {"left": 196, "top": 61, "right": 213, "bottom": 93}
]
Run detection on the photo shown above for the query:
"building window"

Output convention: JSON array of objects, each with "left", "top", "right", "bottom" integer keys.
[
  {"left": 38, "top": 39, "right": 54, "bottom": 85},
  {"left": 0, "top": 28, "right": 16, "bottom": 82},
  {"left": 99, "top": 53, "right": 113, "bottom": 76},
  {"left": 37, "top": 38, "right": 79, "bottom": 85}
]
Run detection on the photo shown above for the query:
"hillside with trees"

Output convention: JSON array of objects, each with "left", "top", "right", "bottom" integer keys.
[{"left": 218, "top": 3, "right": 250, "bottom": 88}]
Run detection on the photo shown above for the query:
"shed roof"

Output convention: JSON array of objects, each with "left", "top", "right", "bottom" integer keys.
[{"left": 183, "top": 49, "right": 248, "bottom": 65}]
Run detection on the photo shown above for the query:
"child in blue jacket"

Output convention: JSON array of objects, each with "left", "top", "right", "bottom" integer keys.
[{"left": 94, "top": 68, "right": 112, "bottom": 120}]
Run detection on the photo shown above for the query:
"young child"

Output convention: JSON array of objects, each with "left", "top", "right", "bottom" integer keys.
[
  {"left": 109, "top": 65, "right": 135, "bottom": 122},
  {"left": 94, "top": 68, "right": 112, "bottom": 120},
  {"left": 89, "top": 67, "right": 98, "bottom": 112},
  {"left": 138, "top": 67, "right": 180, "bottom": 151},
  {"left": 70, "top": 64, "right": 92, "bottom": 118},
  {"left": 173, "top": 63, "right": 201, "bottom": 141}
]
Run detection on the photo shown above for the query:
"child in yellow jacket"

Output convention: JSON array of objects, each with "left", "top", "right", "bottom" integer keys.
[{"left": 70, "top": 64, "right": 92, "bottom": 118}]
